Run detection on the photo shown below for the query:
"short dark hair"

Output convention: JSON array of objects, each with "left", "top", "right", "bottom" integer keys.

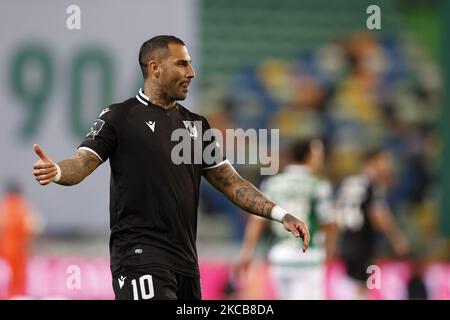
[
  {"left": 290, "top": 138, "right": 313, "bottom": 163},
  {"left": 138, "top": 35, "right": 185, "bottom": 79}
]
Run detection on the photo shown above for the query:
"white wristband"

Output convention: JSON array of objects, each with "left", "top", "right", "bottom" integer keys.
[
  {"left": 52, "top": 164, "right": 62, "bottom": 183},
  {"left": 270, "top": 205, "right": 288, "bottom": 223}
]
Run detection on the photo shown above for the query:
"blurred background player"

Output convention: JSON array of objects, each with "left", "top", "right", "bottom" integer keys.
[
  {"left": 0, "top": 181, "right": 40, "bottom": 298},
  {"left": 235, "top": 138, "right": 337, "bottom": 299},
  {"left": 335, "top": 148, "right": 410, "bottom": 299}
]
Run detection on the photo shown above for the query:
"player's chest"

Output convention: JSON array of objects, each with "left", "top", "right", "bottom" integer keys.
[{"left": 122, "top": 110, "right": 203, "bottom": 151}]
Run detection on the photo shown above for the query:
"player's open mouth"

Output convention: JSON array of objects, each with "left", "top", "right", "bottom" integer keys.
[
  {"left": 181, "top": 82, "right": 190, "bottom": 92},
  {"left": 181, "top": 82, "right": 190, "bottom": 93}
]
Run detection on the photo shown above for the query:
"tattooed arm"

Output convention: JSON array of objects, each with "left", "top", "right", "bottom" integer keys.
[
  {"left": 203, "top": 162, "right": 310, "bottom": 251},
  {"left": 203, "top": 162, "right": 274, "bottom": 219},
  {"left": 33, "top": 144, "right": 101, "bottom": 186}
]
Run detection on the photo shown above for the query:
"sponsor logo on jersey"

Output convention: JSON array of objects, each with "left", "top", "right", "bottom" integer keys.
[
  {"left": 118, "top": 275, "right": 126, "bottom": 289},
  {"left": 146, "top": 121, "right": 155, "bottom": 132}
]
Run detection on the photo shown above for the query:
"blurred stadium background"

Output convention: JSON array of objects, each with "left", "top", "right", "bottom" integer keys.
[{"left": 0, "top": 0, "right": 448, "bottom": 299}]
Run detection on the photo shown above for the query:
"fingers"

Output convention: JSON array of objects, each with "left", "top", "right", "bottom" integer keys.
[
  {"left": 280, "top": 214, "right": 311, "bottom": 253},
  {"left": 300, "top": 224, "right": 311, "bottom": 253},
  {"left": 33, "top": 158, "right": 56, "bottom": 185},
  {"left": 36, "top": 174, "right": 55, "bottom": 186},
  {"left": 35, "top": 170, "right": 57, "bottom": 182},
  {"left": 33, "top": 162, "right": 55, "bottom": 171},
  {"left": 286, "top": 221, "right": 310, "bottom": 252},
  {"left": 33, "top": 144, "right": 51, "bottom": 163},
  {"left": 35, "top": 177, "right": 53, "bottom": 185},
  {"left": 35, "top": 172, "right": 56, "bottom": 184},
  {"left": 33, "top": 144, "right": 56, "bottom": 186},
  {"left": 291, "top": 226, "right": 300, "bottom": 238},
  {"left": 33, "top": 167, "right": 57, "bottom": 176}
]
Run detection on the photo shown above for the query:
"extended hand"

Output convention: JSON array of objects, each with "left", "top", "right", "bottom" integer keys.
[
  {"left": 282, "top": 213, "right": 311, "bottom": 252},
  {"left": 33, "top": 144, "right": 57, "bottom": 185},
  {"left": 233, "top": 249, "right": 253, "bottom": 277},
  {"left": 393, "top": 235, "right": 410, "bottom": 257}
]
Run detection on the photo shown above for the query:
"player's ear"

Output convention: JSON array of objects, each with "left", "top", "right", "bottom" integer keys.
[{"left": 148, "top": 60, "right": 161, "bottom": 79}]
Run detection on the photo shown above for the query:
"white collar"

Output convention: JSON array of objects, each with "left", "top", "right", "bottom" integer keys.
[{"left": 135, "top": 88, "right": 149, "bottom": 106}]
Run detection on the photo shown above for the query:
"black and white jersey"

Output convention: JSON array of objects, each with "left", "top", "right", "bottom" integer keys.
[
  {"left": 79, "top": 89, "right": 227, "bottom": 277},
  {"left": 335, "top": 174, "right": 385, "bottom": 261}
]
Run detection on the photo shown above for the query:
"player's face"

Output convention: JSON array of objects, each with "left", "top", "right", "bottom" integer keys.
[{"left": 159, "top": 43, "right": 195, "bottom": 101}]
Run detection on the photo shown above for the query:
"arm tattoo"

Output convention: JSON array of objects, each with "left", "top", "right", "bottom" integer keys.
[
  {"left": 204, "top": 163, "right": 275, "bottom": 219},
  {"left": 56, "top": 150, "right": 101, "bottom": 186}
]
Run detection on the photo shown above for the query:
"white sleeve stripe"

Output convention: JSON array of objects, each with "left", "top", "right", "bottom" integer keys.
[
  {"left": 78, "top": 147, "right": 104, "bottom": 162},
  {"left": 202, "top": 159, "right": 230, "bottom": 170}
]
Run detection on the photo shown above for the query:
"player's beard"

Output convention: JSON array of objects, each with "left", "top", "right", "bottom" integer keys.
[
  {"left": 175, "top": 92, "right": 187, "bottom": 101},
  {"left": 161, "top": 78, "right": 189, "bottom": 102},
  {"left": 174, "top": 82, "right": 189, "bottom": 101}
]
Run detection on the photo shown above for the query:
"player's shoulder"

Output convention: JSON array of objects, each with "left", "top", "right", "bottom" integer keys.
[{"left": 97, "top": 97, "right": 138, "bottom": 122}]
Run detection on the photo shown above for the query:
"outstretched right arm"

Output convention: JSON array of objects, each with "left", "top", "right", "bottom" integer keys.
[{"left": 33, "top": 144, "right": 101, "bottom": 186}]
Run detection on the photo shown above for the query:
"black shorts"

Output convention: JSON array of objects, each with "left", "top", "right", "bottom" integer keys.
[
  {"left": 343, "top": 257, "right": 373, "bottom": 282},
  {"left": 112, "top": 266, "right": 201, "bottom": 300}
]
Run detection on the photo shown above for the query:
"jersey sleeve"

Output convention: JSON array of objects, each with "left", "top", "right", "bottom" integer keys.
[
  {"left": 77, "top": 107, "right": 117, "bottom": 162},
  {"left": 314, "top": 180, "right": 335, "bottom": 225},
  {"left": 201, "top": 116, "right": 227, "bottom": 170}
]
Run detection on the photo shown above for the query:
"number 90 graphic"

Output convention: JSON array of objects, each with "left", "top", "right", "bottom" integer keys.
[{"left": 9, "top": 45, "right": 116, "bottom": 140}]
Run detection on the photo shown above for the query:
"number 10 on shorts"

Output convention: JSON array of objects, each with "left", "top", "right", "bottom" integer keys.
[{"left": 131, "top": 275, "right": 154, "bottom": 300}]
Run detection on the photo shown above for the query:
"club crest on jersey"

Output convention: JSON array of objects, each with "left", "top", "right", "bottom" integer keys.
[
  {"left": 86, "top": 119, "right": 105, "bottom": 139},
  {"left": 183, "top": 121, "right": 198, "bottom": 140}
]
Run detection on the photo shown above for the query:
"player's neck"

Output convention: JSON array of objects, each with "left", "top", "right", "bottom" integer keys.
[{"left": 144, "top": 83, "right": 176, "bottom": 110}]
